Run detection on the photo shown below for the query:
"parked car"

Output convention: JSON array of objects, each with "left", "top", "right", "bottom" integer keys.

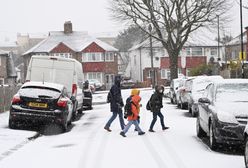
[
  {"left": 169, "top": 78, "right": 182, "bottom": 104},
  {"left": 175, "top": 77, "right": 188, "bottom": 108},
  {"left": 197, "top": 79, "right": 248, "bottom": 150},
  {"left": 82, "top": 80, "right": 92, "bottom": 110},
  {"left": 121, "top": 78, "right": 135, "bottom": 89},
  {"left": 88, "top": 79, "right": 105, "bottom": 91},
  {"left": 177, "top": 77, "right": 195, "bottom": 109},
  {"left": 26, "top": 55, "right": 84, "bottom": 117},
  {"left": 244, "top": 125, "right": 248, "bottom": 168},
  {"left": 9, "top": 81, "right": 73, "bottom": 132},
  {"left": 187, "top": 75, "right": 223, "bottom": 117}
]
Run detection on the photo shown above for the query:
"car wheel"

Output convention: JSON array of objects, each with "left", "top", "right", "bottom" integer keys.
[
  {"left": 209, "top": 122, "right": 218, "bottom": 150},
  {"left": 192, "top": 108, "right": 197, "bottom": 117},
  {"left": 196, "top": 117, "right": 205, "bottom": 138},
  {"left": 244, "top": 136, "right": 248, "bottom": 168},
  {"left": 9, "top": 119, "right": 17, "bottom": 129}
]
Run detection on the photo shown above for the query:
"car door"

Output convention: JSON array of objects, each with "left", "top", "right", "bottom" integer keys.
[{"left": 198, "top": 84, "right": 213, "bottom": 133}]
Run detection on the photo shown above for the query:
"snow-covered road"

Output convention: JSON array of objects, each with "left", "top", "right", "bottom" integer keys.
[{"left": 0, "top": 88, "right": 244, "bottom": 168}]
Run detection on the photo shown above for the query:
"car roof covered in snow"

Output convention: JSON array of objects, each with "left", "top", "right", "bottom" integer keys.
[
  {"left": 213, "top": 78, "right": 248, "bottom": 85},
  {"left": 21, "top": 81, "right": 65, "bottom": 91}
]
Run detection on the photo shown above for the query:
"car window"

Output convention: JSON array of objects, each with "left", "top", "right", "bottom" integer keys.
[
  {"left": 216, "top": 83, "right": 248, "bottom": 102},
  {"left": 19, "top": 86, "right": 61, "bottom": 99}
]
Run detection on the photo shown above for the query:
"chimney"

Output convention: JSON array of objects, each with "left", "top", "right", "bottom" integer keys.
[{"left": 64, "top": 21, "right": 73, "bottom": 34}]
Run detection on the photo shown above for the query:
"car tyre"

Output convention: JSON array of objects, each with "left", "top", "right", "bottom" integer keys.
[
  {"left": 209, "top": 122, "right": 218, "bottom": 150},
  {"left": 196, "top": 117, "right": 205, "bottom": 138},
  {"left": 244, "top": 136, "right": 248, "bottom": 168},
  {"left": 9, "top": 119, "right": 17, "bottom": 129}
]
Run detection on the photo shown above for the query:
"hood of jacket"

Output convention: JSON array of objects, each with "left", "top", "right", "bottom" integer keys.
[{"left": 131, "top": 89, "right": 140, "bottom": 96}]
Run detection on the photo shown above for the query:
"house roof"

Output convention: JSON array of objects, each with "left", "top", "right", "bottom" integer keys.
[
  {"left": 226, "top": 32, "right": 247, "bottom": 46},
  {"left": 129, "top": 29, "right": 221, "bottom": 51},
  {"left": 23, "top": 31, "right": 118, "bottom": 55},
  {"left": 0, "top": 49, "right": 9, "bottom": 55}
]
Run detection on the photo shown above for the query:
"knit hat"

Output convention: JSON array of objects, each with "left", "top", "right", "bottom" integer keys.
[{"left": 131, "top": 89, "right": 140, "bottom": 96}]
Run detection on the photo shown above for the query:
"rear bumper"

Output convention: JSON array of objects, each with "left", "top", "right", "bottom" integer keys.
[{"left": 9, "top": 105, "right": 67, "bottom": 125}]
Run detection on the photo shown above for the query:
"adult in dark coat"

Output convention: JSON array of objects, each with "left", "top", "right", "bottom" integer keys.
[
  {"left": 149, "top": 85, "right": 169, "bottom": 132},
  {"left": 104, "top": 75, "right": 125, "bottom": 132}
]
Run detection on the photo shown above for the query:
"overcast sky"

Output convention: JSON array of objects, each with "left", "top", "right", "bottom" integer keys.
[{"left": 0, "top": 0, "right": 247, "bottom": 42}]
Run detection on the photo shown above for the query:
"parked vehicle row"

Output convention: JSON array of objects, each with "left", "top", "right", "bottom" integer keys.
[
  {"left": 8, "top": 55, "right": 90, "bottom": 133},
  {"left": 169, "top": 76, "right": 248, "bottom": 167}
]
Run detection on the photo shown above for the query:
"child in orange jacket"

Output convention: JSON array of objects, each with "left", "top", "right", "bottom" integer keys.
[{"left": 120, "top": 89, "right": 145, "bottom": 137}]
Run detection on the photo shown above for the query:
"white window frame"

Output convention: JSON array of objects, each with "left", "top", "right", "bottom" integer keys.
[
  {"left": 105, "top": 52, "right": 114, "bottom": 62},
  {"left": 82, "top": 52, "right": 104, "bottom": 62},
  {"left": 85, "top": 72, "right": 103, "bottom": 83},
  {"left": 161, "top": 69, "right": 170, "bottom": 79},
  {"left": 191, "top": 47, "right": 203, "bottom": 56},
  {"left": 50, "top": 53, "right": 72, "bottom": 58},
  {"left": 210, "top": 48, "right": 217, "bottom": 56}
]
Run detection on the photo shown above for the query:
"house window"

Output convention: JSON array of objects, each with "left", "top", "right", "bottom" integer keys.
[
  {"left": 210, "top": 48, "right": 217, "bottom": 56},
  {"left": 161, "top": 69, "right": 170, "bottom": 79},
  {"left": 192, "top": 48, "right": 203, "bottom": 56},
  {"left": 105, "top": 52, "right": 114, "bottom": 62},
  {"left": 186, "top": 48, "right": 191, "bottom": 56},
  {"left": 50, "top": 53, "right": 72, "bottom": 58},
  {"left": 82, "top": 52, "right": 104, "bottom": 62},
  {"left": 85, "top": 72, "right": 103, "bottom": 82}
]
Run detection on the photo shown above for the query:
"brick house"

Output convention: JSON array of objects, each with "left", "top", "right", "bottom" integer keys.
[
  {"left": 128, "top": 31, "right": 225, "bottom": 86},
  {"left": 225, "top": 27, "right": 248, "bottom": 62},
  {"left": 0, "top": 50, "right": 8, "bottom": 84},
  {"left": 22, "top": 21, "right": 119, "bottom": 89}
]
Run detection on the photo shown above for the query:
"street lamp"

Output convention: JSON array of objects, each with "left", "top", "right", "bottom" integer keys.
[
  {"left": 148, "top": 24, "right": 155, "bottom": 88},
  {"left": 240, "top": 0, "right": 245, "bottom": 78}
]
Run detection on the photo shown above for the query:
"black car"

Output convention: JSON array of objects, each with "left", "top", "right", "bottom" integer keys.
[
  {"left": 197, "top": 79, "right": 248, "bottom": 150},
  {"left": 9, "top": 81, "right": 73, "bottom": 132}
]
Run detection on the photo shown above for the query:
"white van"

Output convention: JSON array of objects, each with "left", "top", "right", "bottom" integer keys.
[{"left": 26, "top": 55, "right": 84, "bottom": 115}]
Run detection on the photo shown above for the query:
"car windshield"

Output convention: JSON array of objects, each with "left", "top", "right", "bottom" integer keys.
[
  {"left": 216, "top": 83, "right": 248, "bottom": 102},
  {"left": 19, "top": 86, "right": 61, "bottom": 99}
]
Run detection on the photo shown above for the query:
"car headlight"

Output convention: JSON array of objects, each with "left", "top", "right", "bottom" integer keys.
[{"left": 217, "top": 112, "right": 238, "bottom": 125}]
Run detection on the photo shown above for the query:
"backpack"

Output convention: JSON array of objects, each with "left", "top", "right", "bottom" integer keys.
[
  {"left": 146, "top": 94, "right": 153, "bottom": 111},
  {"left": 106, "top": 91, "right": 112, "bottom": 103},
  {"left": 124, "top": 96, "right": 134, "bottom": 118}
]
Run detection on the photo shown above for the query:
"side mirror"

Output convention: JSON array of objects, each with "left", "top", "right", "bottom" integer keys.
[{"left": 198, "top": 98, "right": 210, "bottom": 104}]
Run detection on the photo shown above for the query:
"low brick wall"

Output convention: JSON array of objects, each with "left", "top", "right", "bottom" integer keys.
[{"left": 0, "top": 85, "right": 21, "bottom": 113}]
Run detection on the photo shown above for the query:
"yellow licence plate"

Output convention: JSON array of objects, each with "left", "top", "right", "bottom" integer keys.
[{"left": 28, "top": 102, "right": 48, "bottom": 108}]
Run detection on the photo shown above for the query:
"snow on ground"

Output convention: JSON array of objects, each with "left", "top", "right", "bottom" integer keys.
[{"left": 0, "top": 88, "right": 245, "bottom": 168}]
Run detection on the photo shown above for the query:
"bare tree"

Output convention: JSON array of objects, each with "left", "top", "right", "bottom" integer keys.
[{"left": 109, "top": 0, "right": 231, "bottom": 80}]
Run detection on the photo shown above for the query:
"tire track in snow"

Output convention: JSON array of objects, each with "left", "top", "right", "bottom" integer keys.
[
  {"left": 142, "top": 135, "right": 169, "bottom": 168},
  {"left": 159, "top": 133, "right": 188, "bottom": 168},
  {"left": 0, "top": 132, "right": 40, "bottom": 161},
  {"left": 77, "top": 114, "right": 106, "bottom": 168}
]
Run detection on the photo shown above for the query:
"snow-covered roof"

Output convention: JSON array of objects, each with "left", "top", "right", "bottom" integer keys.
[
  {"left": 226, "top": 32, "right": 247, "bottom": 46},
  {"left": 22, "top": 81, "right": 64, "bottom": 91},
  {"left": 23, "top": 31, "right": 118, "bottom": 55},
  {"left": 0, "top": 49, "right": 9, "bottom": 55},
  {"left": 129, "top": 29, "right": 222, "bottom": 51}
]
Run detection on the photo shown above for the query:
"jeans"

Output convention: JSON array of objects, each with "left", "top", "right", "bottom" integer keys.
[
  {"left": 105, "top": 110, "right": 125, "bottom": 130},
  {"left": 149, "top": 111, "right": 165, "bottom": 130},
  {"left": 123, "top": 120, "right": 143, "bottom": 134}
]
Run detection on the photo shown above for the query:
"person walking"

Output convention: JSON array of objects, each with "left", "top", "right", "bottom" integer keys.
[
  {"left": 149, "top": 85, "right": 169, "bottom": 132},
  {"left": 120, "top": 89, "right": 145, "bottom": 137},
  {"left": 104, "top": 75, "right": 125, "bottom": 132}
]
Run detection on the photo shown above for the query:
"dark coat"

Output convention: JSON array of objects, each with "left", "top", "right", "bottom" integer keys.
[
  {"left": 109, "top": 76, "right": 124, "bottom": 112},
  {"left": 150, "top": 91, "right": 163, "bottom": 112}
]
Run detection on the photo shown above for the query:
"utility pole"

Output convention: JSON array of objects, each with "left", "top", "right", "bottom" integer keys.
[
  {"left": 217, "top": 15, "right": 220, "bottom": 61},
  {"left": 148, "top": 24, "right": 155, "bottom": 88},
  {"left": 240, "top": 0, "right": 245, "bottom": 78}
]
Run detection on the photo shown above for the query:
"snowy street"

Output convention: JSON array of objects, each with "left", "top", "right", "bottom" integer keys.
[{"left": 0, "top": 88, "right": 244, "bottom": 168}]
